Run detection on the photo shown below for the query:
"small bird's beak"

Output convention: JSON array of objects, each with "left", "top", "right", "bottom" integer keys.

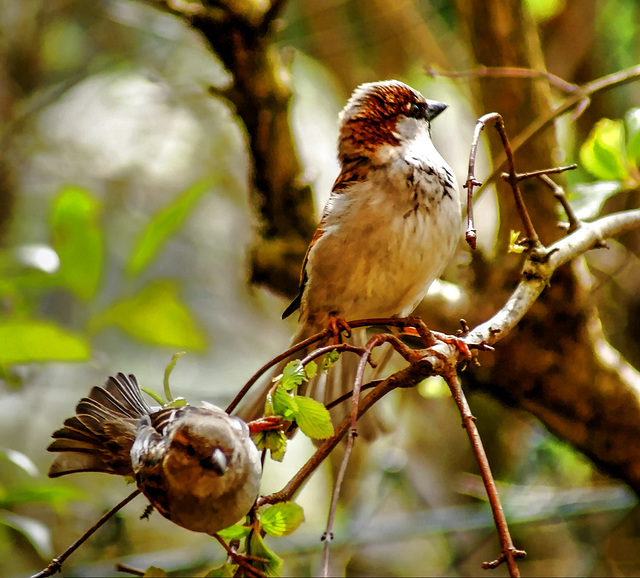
[
  {"left": 425, "top": 100, "right": 448, "bottom": 122},
  {"left": 203, "top": 448, "right": 228, "bottom": 475}
]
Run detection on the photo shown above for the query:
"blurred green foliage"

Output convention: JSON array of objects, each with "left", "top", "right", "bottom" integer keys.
[{"left": 0, "top": 181, "right": 209, "bottom": 374}]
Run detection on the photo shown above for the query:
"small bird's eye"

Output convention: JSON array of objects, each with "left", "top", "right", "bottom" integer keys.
[
  {"left": 409, "top": 102, "right": 424, "bottom": 119},
  {"left": 186, "top": 444, "right": 196, "bottom": 456}
]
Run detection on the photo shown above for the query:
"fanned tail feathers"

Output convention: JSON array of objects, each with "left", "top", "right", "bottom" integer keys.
[{"left": 48, "top": 373, "right": 153, "bottom": 478}]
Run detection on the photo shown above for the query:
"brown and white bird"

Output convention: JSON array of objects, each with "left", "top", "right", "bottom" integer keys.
[
  {"left": 48, "top": 373, "right": 262, "bottom": 535},
  {"left": 237, "top": 80, "right": 462, "bottom": 424}
]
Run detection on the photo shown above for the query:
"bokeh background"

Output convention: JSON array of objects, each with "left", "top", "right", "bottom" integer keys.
[{"left": 1, "top": 0, "right": 640, "bottom": 576}]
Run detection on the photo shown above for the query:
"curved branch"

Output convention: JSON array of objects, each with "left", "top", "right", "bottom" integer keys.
[{"left": 468, "top": 209, "right": 640, "bottom": 346}]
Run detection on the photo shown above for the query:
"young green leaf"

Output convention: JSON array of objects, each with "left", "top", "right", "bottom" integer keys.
[
  {"left": 260, "top": 502, "right": 305, "bottom": 537},
  {"left": 304, "top": 360, "right": 318, "bottom": 379},
  {"left": 249, "top": 531, "right": 283, "bottom": 577},
  {"left": 272, "top": 384, "right": 298, "bottom": 420},
  {"left": 217, "top": 524, "right": 251, "bottom": 540},
  {"left": 126, "top": 178, "right": 213, "bottom": 276},
  {"left": 579, "top": 118, "right": 628, "bottom": 181},
  {"left": 0, "top": 448, "right": 38, "bottom": 477},
  {"left": 292, "top": 396, "right": 334, "bottom": 439},
  {"left": 89, "top": 280, "right": 207, "bottom": 351},
  {"left": 203, "top": 563, "right": 236, "bottom": 577},
  {"left": 321, "top": 350, "right": 340, "bottom": 372},
  {"left": 0, "top": 512, "right": 52, "bottom": 558},
  {"left": 254, "top": 429, "right": 287, "bottom": 462},
  {"left": 281, "top": 360, "right": 307, "bottom": 390},
  {"left": 50, "top": 186, "right": 104, "bottom": 301},
  {"left": 142, "top": 566, "right": 168, "bottom": 577}
]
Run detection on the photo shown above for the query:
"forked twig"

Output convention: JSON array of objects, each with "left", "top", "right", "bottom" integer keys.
[{"left": 465, "top": 113, "right": 540, "bottom": 250}]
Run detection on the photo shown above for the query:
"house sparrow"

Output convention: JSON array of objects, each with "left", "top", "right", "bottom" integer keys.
[
  {"left": 237, "top": 80, "right": 462, "bottom": 424},
  {"left": 48, "top": 373, "right": 262, "bottom": 535}
]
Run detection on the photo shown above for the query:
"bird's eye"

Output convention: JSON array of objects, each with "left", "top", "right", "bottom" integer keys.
[
  {"left": 409, "top": 102, "right": 424, "bottom": 119},
  {"left": 186, "top": 444, "right": 196, "bottom": 456}
]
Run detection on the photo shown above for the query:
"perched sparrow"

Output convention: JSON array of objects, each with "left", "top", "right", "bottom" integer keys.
[
  {"left": 237, "top": 80, "right": 461, "bottom": 423},
  {"left": 48, "top": 373, "right": 262, "bottom": 535}
]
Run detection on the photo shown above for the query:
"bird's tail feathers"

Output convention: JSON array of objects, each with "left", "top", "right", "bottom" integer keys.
[{"left": 48, "top": 373, "right": 153, "bottom": 478}]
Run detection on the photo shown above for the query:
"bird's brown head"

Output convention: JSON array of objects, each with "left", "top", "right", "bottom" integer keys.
[{"left": 337, "top": 80, "right": 448, "bottom": 162}]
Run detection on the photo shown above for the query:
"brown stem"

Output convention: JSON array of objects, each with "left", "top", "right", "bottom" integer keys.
[
  {"left": 31, "top": 490, "right": 142, "bottom": 578},
  {"left": 227, "top": 317, "right": 434, "bottom": 413},
  {"left": 442, "top": 372, "right": 525, "bottom": 576},
  {"left": 501, "top": 163, "right": 577, "bottom": 183},
  {"left": 537, "top": 173, "right": 581, "bottom": 233}
]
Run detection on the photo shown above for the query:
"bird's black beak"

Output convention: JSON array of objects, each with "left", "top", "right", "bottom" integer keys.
[{"left": 425, "top": 100, "right": 448, "bottom": 122}]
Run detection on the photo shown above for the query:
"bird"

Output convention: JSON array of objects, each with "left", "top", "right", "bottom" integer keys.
[
  {"left": 236, "top": 80, "right": 462, "bottom": 426},
  {"left": 48, "top": 372, "right": 262, "bottom": 535}
]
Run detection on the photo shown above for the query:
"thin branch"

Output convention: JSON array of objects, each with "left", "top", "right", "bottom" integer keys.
[
  {"left": 258, "top": 342, "right": 454, "bottom": 506},
  {"left": 443, "top": 371, "right": 526, "bottom": 576},
  {"left": 481, "top": 65, "right": 640, "bottom": 193},
  {"left": 467, "top": 209, "right": 640, "bottom": 347},
  {"left": 465, "top": 113, "right": 539, "bottom": 248},
  {"left": 500, "top": 163, "right": 577, "bottom": 183},
  {"left": 31, "top": 490, "right": 142, "bottom": 578},
  {"left": 426, "top": 65, "right": 580, "bottom": 94},
  {"left": 537, "top": 173, "right": 581, "bottom": 234}
]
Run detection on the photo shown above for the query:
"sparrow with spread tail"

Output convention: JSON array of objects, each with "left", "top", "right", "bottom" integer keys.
[
  {"left": 237, "top": 80, "right": 462, "bottom": 424},
  {"left": 48, "top": 373, "right": 262, "bottom": 535}
]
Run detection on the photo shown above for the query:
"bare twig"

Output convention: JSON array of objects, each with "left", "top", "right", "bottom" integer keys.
[
  {"left": 426, "top": 65, "right": 580, "bottom": 94},
  {"left": 466, "top": 113, "right": 540, "bottom": 248},
  {"left": 31, "top": 490, "right": 142, "bottom": 578},
  {"left": 537, "top": 173, "right": 581, "bottom": 234},
  {"left": 454, "top": 65, "right": 640, "bottom": 197},
  {"left": 443, "top": 371, "right": 525, "bottom": 576},
  {"left": 500, "top": 163, "right": 577, "bottom": 183}
]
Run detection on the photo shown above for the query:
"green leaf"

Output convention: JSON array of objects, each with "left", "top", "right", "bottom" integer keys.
[
  {"left": 0, "top": 319, "right": 90, "bottom": 366},
  {"left": 579, "top": 118, "right": 628, "bottom": 181},
  {"left": 203, "top": 563, "right": 236, "bottom": 577},
  {"left": 254, "top": 429, "right": 287, "bottom": 462},
  {"left": 0, "top": 448, "right": 38, "bottom": 477},
  {"left": 0, "top": 512, "right": 52, "bottom": 558},
  {"left": 270, "top": 385, "right": 333, "bottom": 440},
  {"left": 281, "top": 360, "right": 307, "bottom": 390},
  {"left": 50, "top": 186, "right": 104, "bottom": 300},
  {"left": 217, "top": 524, "right": 251, "bottom": 541},
  {"left": 142, "top": 566, "right": 168, "bottom": 577},
  {"left": 272, "top": 385, "right": 298, "bottom": 420},
  {"left": 304, "top": 360, "right": 318, "bottom": 379},
  {"left": 292, "top": 396, "right": 334, "bottom": 439},
  {"left": 0, "top": 482, "right": 81, "bottom": 509},
  {"left": 89, "top": 280, "right": 207, "bottom": 351},
  {"left": 321, "top": 350, "right": 340, "bottom": 372},
  {"left": 260, "top": 502, "right": 305, "bottom": 537},
  {"left": 249, "top": 531, "right": 283, "bottom": 577},
  {"left": 126, "top": 179, "right": 213, "bottom": 276}
]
